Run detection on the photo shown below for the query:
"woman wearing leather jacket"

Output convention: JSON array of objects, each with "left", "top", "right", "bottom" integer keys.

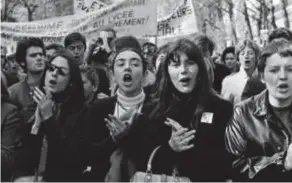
[{"left": 225, "top": 39, "right": 292, "bottom": 181}]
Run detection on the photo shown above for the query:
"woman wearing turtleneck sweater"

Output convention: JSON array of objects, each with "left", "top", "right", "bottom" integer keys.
[
  {"left": 14, "top": 50, "right": 89, "bottom": 181},
  {"left": 84, "top": 36, "right": 152, "bottom": 181},
  {"left": 122, "top": 39, "right": 234, "bottom": 181}
]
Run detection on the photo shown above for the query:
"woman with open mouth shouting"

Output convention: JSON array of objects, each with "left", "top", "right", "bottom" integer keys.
[
  {"left": 225, "top": 39, "right": 292, "bottom": 182},
  {"left": 118, "top": 39, "right": 234, "bottom": 181},
  {"left": 84, "top": 36, "right": 152, "bottom": 181},
  {"left": 14, "top": 50, "right": 90, "bottom": 182}
]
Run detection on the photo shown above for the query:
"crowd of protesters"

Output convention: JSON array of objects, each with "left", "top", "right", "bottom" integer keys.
[{"left": 1, "top": 27, "right": 292, "bottom": 182}]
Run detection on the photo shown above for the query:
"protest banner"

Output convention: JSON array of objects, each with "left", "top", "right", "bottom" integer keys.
[
  {"left": 74, "top": 0, "right": 108, "bottom": 14},
  {"left": 157, "top": 0, "right": 198, "bottom": 46},
  {"left": 1, "top": 0, "right": 157, "bottom": 52}
]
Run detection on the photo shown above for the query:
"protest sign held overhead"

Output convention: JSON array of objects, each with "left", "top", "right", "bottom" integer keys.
[
  {"left": 74, "top": 0, "right": 109, "bottom": 14},
  {"left": 1, "top": 0, "right": 157, "bottom": 50},
  {"left": 157, "top": 0, "right": 198, "bottom": 38}
]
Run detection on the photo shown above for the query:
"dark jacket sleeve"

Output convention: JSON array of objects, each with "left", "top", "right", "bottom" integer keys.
[
  {"left": 225, "top": 106, "right": 288, "bottom": 180},
  {"left": 1, "top": 104, "right": 22, "bottom": 181}
]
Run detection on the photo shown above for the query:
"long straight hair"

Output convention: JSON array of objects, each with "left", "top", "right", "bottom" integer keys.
[
  {"left": 150, "top": 39, "right": 215, "bottom": 118},
  {"left": 39, "top": 50, "right": 85, "bottom": 112}
]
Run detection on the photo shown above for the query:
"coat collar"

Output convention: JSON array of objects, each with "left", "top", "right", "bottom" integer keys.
[{"left": 253, "top": 89, "right": 292, "bottom": 127}]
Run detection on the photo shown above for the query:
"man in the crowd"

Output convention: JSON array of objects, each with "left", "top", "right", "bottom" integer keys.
[
  {"left": 8, "top": 38, "right": 46, "bottom": 178},
  {"left": 142, "top": 42, "right": 157, "bottom": 68},
  {"left": 64, "top": 32, "right": 86, "bottom": 65},
  {"left": 45, "top": 43, "right": 64, "bottom": 62},
  {"left": 225, "top": 39, "right": 292, "bottom": 181},
  {"left": 241, "top": 27, "right": 292, "bottom": 101},
  {"left": 192, "top": 34, "right": 230, "bottom": 93}
]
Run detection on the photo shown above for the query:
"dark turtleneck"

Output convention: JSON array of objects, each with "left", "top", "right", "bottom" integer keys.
[{"left": 164, "top": 86, "right": 199, "bottom": 129}]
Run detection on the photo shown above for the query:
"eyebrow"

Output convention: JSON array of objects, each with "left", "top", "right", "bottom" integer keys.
[{"left": 51, "top": 63, "right": 69, "bottom": 70}]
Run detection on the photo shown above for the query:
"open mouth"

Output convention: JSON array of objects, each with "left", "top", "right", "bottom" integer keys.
[
  {"left": 278, "top": 83, "right": 289, "bottom": 89},
  {"left": 123, "top": 74, "right": 133, "bottom": 84},
  {"left": 49, "top": 80, "right": 57, "bottom": 85},
  {"left": 180, "top": 78, "right": 191, "bottom": 84},
  {"left": 244, "top": 60, "right": 251, "bottom": 65}
]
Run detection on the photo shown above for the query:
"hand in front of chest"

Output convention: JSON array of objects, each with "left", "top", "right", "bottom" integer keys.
[
  {"left": 105, "top": 109, "right": 140, "bottom": 142},
  {"left": 165, "top": 118, "right": 196, "bottom": 152},
  {"left": 284, "top": 143, "right": 292, "bottom": 171},
  {"left": 32, "top": 87, "right": 54, "bottom": 121}
]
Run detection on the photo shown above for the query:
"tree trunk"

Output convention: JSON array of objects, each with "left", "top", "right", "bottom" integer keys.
[
  {"left": 243, "top": 0, "right": 253, "bottom": 39},
  {"left": 28, "top": 10, "right": 33, "bottom": 21},
  {"left": 281, "top": 0, "right": 290, "bottom": 28},
  {"left": 269, "top": 0, "right": 277, "bottom": 29},
  {"left": 262, "top": 0, "right": 269, "bottom": 29},
  {"left": 227, "top": 0, "right": 238, "bottom": 44},
  {"left": 257, "top": 0, "right": 263, "bottom": 37}
]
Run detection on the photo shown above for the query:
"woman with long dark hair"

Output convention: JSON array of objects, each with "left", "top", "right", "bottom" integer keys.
[
  {"left": 125, "top": 39, "right": 233, "bottom": 181},
  {"left": 14, "top": 50, "right": 89, "bottom": 181}
]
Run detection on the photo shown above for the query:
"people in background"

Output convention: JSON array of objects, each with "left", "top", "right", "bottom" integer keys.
[
  {"left": 221, "top": 46, "right": 238, "bottom": 73},
  {"left": 80, "top": 65, "right": 108, "bottom": 106},
  {"left": 242, "top": 28, "right": 292, "bottom": 101},
  {"left": 45, "top": 43, "right": 64, "bottom": 62},
  {"left": 225, "top": 39, "right": 292, "bottom": 181},
  {"left": 64, "top": 32, "right": 87, "bottom": 66},
  {"left": 221, "top": 39, "right": 260, "bottom": 104}
]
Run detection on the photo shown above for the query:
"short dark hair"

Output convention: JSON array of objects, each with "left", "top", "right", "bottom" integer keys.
[
  {"left": 268, "top": 27, "right": 292, "bottom": 43},
  {"left": 258, "top": 39, "right": 292, "bottom": 73},
  {"left": 15, "top": 38, "right": 45, "bottom": 71},
  {"left": 192, "top": 33, "right": 215, "bottom": 56},
  {"left": 46, "top": 43, "right": 64, "bottom": 51},
  {"left": 64, "top": 32, "right": 86, "bottom": 49},
  {"left": 80, "top": 65, "right": 99, "bottom": 87},
  {"left": 221, "top": 46, "right": 235, "bottom": 63}
]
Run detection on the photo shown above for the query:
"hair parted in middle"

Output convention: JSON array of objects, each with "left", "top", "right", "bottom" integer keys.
[{"left": 151, "top": 38, "right": 215, "bottom": 117}]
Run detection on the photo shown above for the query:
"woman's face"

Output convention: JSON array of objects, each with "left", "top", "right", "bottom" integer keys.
[
  {"left": 264, "top": 53, "right": 292, "bottom": 103},
  {"left": 225, "top": 53, "right": 237, "bottom": 70},
  {"left": 44, "top": 56, "right": 70, "bottom": 94},
  {"left": 113, "top": 50, "right": 144, "bottom": 97},
  {"left": 238, "top": 46, "right": 256, "bottom": 71},
  {"left": 168, "top": 52, "right": 199, "bottom": 94}
]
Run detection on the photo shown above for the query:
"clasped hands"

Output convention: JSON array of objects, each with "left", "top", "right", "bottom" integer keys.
[{"left": 105, "top": 109, "right": 140, "bottom": 142}]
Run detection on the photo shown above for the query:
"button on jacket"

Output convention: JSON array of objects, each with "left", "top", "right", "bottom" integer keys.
[{"left": 225, "top": 90, "right": 292, "bottom": 181}]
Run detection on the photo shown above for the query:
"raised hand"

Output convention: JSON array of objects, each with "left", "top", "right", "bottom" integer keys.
[
  {"left": 32, "top": 87, "right": 54, "bottom": 121},
  {"left": 165, "top": 118, "right": 196, "bottom": 152}
]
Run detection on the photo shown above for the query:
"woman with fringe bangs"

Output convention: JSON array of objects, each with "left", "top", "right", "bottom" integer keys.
[{"left": 123, "top": 38, "right": 234, "bottom": 181}]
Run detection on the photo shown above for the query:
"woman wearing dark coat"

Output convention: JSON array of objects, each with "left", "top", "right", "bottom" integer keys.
[
  {"left": 14, "top": 50, "right": 89, "bottom": 181},
  {"left": 84, "top": 36, "right": 152, "bottom": 181},
  {"left": 1, "top": 77, "right": 22, "bottom": 181},
  {"left": 123, "top": 39, "right": 234, "bottom": 181}
]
